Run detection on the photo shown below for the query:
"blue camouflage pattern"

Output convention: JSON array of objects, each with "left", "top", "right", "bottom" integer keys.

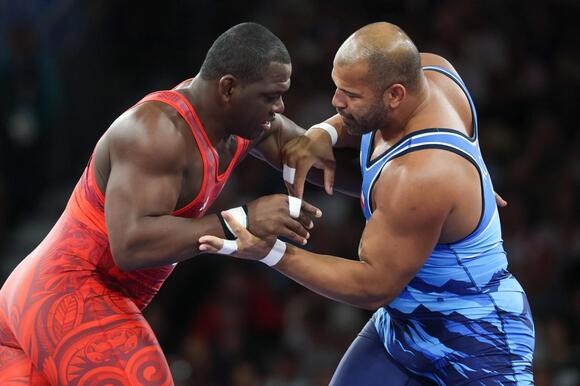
[{"left": 359, "top": 66, "right": 535, "bottom": 385}]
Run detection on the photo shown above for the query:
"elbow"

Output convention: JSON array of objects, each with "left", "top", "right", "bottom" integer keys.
[
  {"left": 359, "top": 299, "right": 390, "bottom": 311},
  {"left": 355, "top": 284, "right": 396, "bottom": 311},
  {"left": 109, "top": 239, "right": 141, "bottom": 272},
  {"left": 110, "top": 247, "right": 134, "bottom": 272}
]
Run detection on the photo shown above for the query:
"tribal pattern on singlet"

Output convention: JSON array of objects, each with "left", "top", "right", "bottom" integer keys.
[{"left": 0, "top": 81, "right": 252, "bottom": 385}]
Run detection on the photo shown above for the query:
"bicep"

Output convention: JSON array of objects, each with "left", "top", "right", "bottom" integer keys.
[
  {"left": 358, "top": 171, "right": 451, "bottom": 299},
  {"left": 105, "top": 122, "right": 185, "bottom": 240},
  {"left": 358, "top": 207, "right": 441, "bottom": 294}
]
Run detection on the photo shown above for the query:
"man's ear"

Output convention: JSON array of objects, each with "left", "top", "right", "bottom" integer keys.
[
  {"left": 218, "top": 75, "right": 238, "bottom": 102},
  {"left": 383, "top": 83, "right": 406, "bottom": 109}
]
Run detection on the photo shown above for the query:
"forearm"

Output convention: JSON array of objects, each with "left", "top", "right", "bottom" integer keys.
[
  {"left": 112, "top": 214, "right": 225, "bottom": 271},
  {"left": 274, "top": 245, "right": 394, "bottom": 310}
]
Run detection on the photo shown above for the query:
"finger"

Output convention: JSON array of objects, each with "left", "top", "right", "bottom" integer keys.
[
  {"left": 286, "top": 217, "right": 309, "bottom": 239},
  {"left": 283, "top": 163, "right": 296, "bottom": 185},
  {"left": 323, "top": 162, "right": 335, "bottom": 195},
  {"left": 300, "top": 199, "right": 322, "bottom": 218},
  {"left": 292, "top": 160, "right": 313, "bottom": 199},
  {"left": 283, "top": 165, "right": 298, "bottom": 197},
  {"left": 280, "top": 220, "right": 308, "bottom": 245},
  {"left": 288, "top": 196, "right": 302, "bottom": 219},
  {"left": 494, "top": 192, "right": 508, "bottom": 207},
  {"left": 285, "top": 184, "right": 297, "bottom": 198},
  {"left": 297, "top": 210, "right": 315, "bottom": 230},
  {"left": 221, "top": 211, "right": 250, "bottom": 240},
  {"left": 198, "top": 235, "right": 224, "bottom": 253}
]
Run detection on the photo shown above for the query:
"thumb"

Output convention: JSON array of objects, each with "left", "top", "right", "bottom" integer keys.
[{"left": 222, "top": 211, "right": 249, "bottom": 238}]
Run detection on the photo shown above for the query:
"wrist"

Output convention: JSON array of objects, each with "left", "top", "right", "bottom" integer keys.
[
  {"left": 260, "top": 239, "right": 287, "bottom": 267},
  {"left": 306, "top": 122, "right": 338, "bottom": 147}
]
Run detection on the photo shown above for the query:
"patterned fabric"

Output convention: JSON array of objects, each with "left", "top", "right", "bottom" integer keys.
[
  {"left": 0, "top": 85, "right": 250, "bottom": 384},
  {"left": 359, "top": 67, "right": 535, "bottom": 384}
]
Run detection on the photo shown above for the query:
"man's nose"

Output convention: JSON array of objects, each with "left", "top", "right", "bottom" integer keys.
[
  {"left": 272, "top": 97, "right": 285, "bottom": 114},
  {"left": 332, "top": 89, "right": 346, "bottom": 109}
]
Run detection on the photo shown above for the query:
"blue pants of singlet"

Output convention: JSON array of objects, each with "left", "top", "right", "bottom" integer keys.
[{"left": 330, "top": 319, "right": 435, "bottom": 386}]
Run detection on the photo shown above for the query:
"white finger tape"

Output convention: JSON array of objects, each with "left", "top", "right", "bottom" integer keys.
[
  {"left": 260, "top": 239, "right": 287, "bottom": 266},
  {"left": 223, "top": 206, "right": 247, "bottom": 236},
  {"left": 217, "top": 239, "right": 237, "bottom": 255},
  {"left": 288, "top": 196, "right": 302, "bottom": 218},
  {"left": 283, "top": 164, "right": 296, "bottom": 184}
]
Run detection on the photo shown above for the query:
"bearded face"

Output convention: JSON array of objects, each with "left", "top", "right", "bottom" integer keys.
[{"left": 337, "top": 92, "right": 389, "bottom": 136}]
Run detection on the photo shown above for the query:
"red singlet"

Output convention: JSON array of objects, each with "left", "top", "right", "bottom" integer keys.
[{"left": 0, "top": 87, "right": 251, "bottom": 385}]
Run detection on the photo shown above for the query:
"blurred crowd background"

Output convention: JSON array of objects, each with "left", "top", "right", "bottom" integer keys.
[{"left": 1, "top": 1, "right": 579, "bottom": 385}]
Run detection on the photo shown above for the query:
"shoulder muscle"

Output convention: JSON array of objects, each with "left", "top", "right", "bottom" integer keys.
[{"left": 109, "top": 103, "right": 187, "bottom": 175}]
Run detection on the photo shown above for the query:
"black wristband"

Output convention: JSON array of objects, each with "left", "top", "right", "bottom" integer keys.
[
  {"left": 242, "top": 204, "right": 249, "bottom": 231},
  {"left": 217, "top": 213, "right": 237, "bottom": 240}
]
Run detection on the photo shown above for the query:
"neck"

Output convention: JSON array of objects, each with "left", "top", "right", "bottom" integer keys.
[
  {"left": 181, "top": 76, "right": 231, "bottom": 147},
  {"left": 379, "top": 74, "right": 430, "bottom": 145}
]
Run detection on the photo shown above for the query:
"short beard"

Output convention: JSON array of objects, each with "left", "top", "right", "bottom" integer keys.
[{"left": 345, "top": 98, "right": 388, "bottom": 135}]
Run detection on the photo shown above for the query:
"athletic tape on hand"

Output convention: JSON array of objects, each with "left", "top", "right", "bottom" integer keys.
[
  {"left": 283, "top": 164, "right": 296, "bottom": 184},
  {"left": 288, "top": 196, "right": 302, "bottom": 218},
  {"left": 223, "top": 206, "right": 247, "bottom": 237},
  {"left": 260, "top": 239, "right": 287, "bottom": 266},
  {"left": 308, "top": 122, "right": 338, "bottom": 146},
  {"left": 217, "top": 239, "right": 237, "bottom": 255}
]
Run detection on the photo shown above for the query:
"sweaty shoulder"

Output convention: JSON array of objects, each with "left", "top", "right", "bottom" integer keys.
[
  {"left": 420, "top": 53, "right": 458, "bottom": 74},
  {"left": 374, "top": 150, "right": 464, "bottom": 221},
  {"left": 107, "top": 102, "right": 188, "bottom": 174}
]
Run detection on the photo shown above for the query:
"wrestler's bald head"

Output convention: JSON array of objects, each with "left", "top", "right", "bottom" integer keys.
[{"left": 335, "top": 22, "right": 421, "bottom": 94}]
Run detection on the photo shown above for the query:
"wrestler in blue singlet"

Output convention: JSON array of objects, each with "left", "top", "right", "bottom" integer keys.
[{"left": 331, "top": 66, "right": 535, "bottom": 386}]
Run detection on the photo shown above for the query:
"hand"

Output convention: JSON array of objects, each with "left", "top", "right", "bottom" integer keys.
[
  {"left": 282, "top": 129, "right": 336, "bottom": 198},
  {"left": 246, "top": 194, "right": 322, "bottom": 245},
  {"left": 494, "top": 192, "right": 507, "bottom": 207},
  {"left": 200, "top": 212, "right": 278, "bottom": 261}
]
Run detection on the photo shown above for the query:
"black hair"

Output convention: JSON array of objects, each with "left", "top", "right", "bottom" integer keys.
[{"left": 200, "top": 22, "right": 290, "bottom": 83}]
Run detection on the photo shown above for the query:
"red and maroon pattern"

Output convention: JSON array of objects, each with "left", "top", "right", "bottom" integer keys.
[
  {"left": 0, "top": 219, "right": 173, "bottom": 384},
  {"left": 0, "top": 82, "right": 251, "bottom": 384}
]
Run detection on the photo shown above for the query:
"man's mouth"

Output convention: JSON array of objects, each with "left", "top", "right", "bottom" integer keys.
[
  {"left": 261, "top": 120, "right": 272, "bottom": 131},
  {"left": 260, "top": 117, "right": 275, "bottom": 131},
  {"left": 338, "top": 110, "right": 353, "bottom": 122}
]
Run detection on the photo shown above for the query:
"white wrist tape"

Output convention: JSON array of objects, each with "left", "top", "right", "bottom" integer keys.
[
  {"left": 307, "top": 122, "right": 338, "bottom": 146},
  {"left": 283, "top": 164, "right": 296, "bottom": 184},
  {"left": 260, "top": 239, "right": 287, "bottom": 266},
  {"left": 223, "top": 206, "right": 247, "bottom": 237},
  {"left": 288, "top": 196, "right": 302, "bottom": 218},
  {"left": 217, "top": 239, "right": 237, "bottom": 255}
]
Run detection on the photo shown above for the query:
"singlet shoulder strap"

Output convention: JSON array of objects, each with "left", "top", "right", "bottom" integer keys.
[
  {"left": 422, "top": 65, "right": 479, "bottom": 140},
  {"left": 137, "top": 91, "right": 211, "bottom": 154},
  {"left": 136, "top": 90, "right": 251, "bottom": 182}
]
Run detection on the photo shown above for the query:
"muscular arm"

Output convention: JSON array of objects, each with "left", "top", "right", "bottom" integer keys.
[
  {"left": 250, "top": 113, "right": 361, "bottom": 197},
  {"left": 275, "top": 158, "right": 451, "bottom": 309},
  {"left": 274, "top": 156, "right": 453, "bottom": 309},
  {"left": 200, "top": 152, "right": 457, "bottom": 309},
  {"left": 105, "top": 108, "right": 225, "bottom": 271}
]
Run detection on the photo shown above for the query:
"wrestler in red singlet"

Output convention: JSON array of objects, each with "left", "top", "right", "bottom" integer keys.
[
  {"left": 0, "top": 23, "right": 314, "bottom": 386},
  {"left": 0, "top": 88, "right": 251, "bottom": 385}
]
